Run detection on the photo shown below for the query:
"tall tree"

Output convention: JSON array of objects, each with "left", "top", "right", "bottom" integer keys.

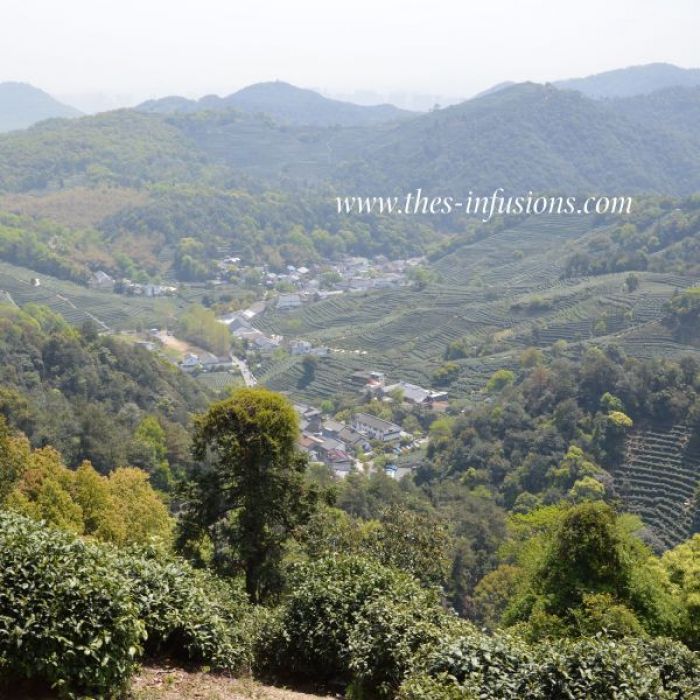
[{"left": 182, "top": 387, "right": 315, "bottom": 602}]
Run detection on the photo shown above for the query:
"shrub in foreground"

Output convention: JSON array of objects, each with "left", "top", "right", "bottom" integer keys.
[
  {"left": 273, "top": 555, "right": 406, "bottom": 681},
  {"left": 530, "top": 636, "right": 700, "bottom": 699},
  {"left": 117, "top": 546, "right": 255, "bottom": 671},
  {"left": 0, "top": 511, "right": 254, "bottom": 698},
  {"left": 399, "top": 631, "right": 700, "bottom": 699},
  {"left": 270, "top": 554, "right": 461, "bottom": 691},
  {"left": 403, "top": 629, "right": 536, "bottom": 699},
  {"left": 347, "top": 585, "right": 466, "bottom": 698},
  {"left": 0, "top": 511, "right": 144, "bottom": 698}
]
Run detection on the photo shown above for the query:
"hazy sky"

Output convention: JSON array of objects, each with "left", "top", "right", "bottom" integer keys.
[{"left": 1, "top": 0, "right": 698, "bottom": 111}]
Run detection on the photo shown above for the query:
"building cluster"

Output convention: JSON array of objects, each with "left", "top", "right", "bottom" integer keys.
[
  {"left": 221, "top": 304, "right": 330, "bottom": 357},
  {"left": 179, "top": 353, "right": 233, "bottom": 373},
  {"left": 351, "top": 371, "right": 449, "bottom": 408},
  {"left": 88, "top": 270, "right": 177, "bottom": 297},
  {"left": 294, "top": 403, "right": 412, "bottom": 478},
  {"left": 214, "top": 256, "right": 423, "bottom": 310}
]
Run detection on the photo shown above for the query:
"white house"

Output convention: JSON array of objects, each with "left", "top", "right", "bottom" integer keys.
[
  {"left": 253, "top": 334, "right": 282, "bottom": 352},
  {"left": 352, "top": 413, "right": 403, "bottom": 443},
  {"left": 180, "top": 353, "right": 200, "bottom": 371},
  {"left": 384, "top": 381, "right": 448, "bottom": 405},
  {"left": 89, "top": 270, "right": 115, "bottom": 290}
]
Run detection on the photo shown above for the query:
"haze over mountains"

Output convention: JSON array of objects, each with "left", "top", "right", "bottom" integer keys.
[
  {"left": 137, "top": 81, "right": 414, "bottom": 126},
  {"left": 0, "top": 82, "right": 81, "bottom": 132},
  {"left": 3, "top": 62, "right": 700, "bottom": 134},
  {"left": 2, "top": 62, "right": 700, "bottom": 195},
  {"left": 555, "top": 62, "right": 700, "bottom": 98},
  {"left": 3, "top": 80, "right": 700, "bottom": 197}
]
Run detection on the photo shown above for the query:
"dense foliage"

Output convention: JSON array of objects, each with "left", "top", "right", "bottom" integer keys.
[
  {"left": 180, "top": 388, "right": 317, "bottom": 601},
  {"left": 399, "top": 635, "right": 700, "bottom": 699},
  {"left": 425, "top": 347, "right": 700, "bottom": 519},
  {"left": 0, "top": 422, "right": 173, "bottom": 544},
  {"left": 0, "top": 511, "right": 255, "bottom": 698},
  {"left": 565, "top": 195, "right": 700, "bottom": 277},
  {"left": 0, "top": 304, "right": 205, "bottom": 480}
]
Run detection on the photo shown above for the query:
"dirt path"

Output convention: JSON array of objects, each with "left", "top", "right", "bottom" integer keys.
[
  {"left": 153, "top": 331, "right": 220, "bottom": 363},
  {"left": 129, "top": 666, "right": 338, "bottom": 700}
]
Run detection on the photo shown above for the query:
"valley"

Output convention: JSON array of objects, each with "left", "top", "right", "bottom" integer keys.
[{"left": 0, "top": 50, "right": 699, "bottom": 699}]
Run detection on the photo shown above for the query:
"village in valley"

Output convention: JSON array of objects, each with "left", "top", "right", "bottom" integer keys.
[
  {"left": 108, "top": 252, "right": 444, "bottom": 481},
  {"left": 87, "top": 253, "right": 425, "bottom": 301}
]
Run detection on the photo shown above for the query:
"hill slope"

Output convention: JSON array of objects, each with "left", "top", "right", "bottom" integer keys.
[
  {"left": 0, "top": 82, "right": 81, "bottom": 133},
  {"left": 334, "top": 82, "right": 700, "bottom": 194},
  {"left": 4, "top": 82, "right": 700, "bottom": 196},
  {"left": 138, "top": 81, "right": 413, "bottom": 126},
  {"left": 555, "top": 62, "right": 700, "bottom": 99}
]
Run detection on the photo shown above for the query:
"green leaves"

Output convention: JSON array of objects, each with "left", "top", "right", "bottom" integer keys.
[
  {"left": 400, "top": 634, "right": 700, "bottom": 699},
  {"left": 0, "top": 511, "right": 255, "bottom": 698},
  {"left": 0, "top": 511, "right": 145, "bottom": 698},
  {"left": 185, "top": 388, "right": 314, "bottom": 603}
]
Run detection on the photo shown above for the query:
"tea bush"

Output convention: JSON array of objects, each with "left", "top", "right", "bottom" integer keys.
[
  {"left": 530, "top": 636, "right": 700, "bottom": 699},
  {"left": 116, "top": 546, "right": 255, "bottom": 672},
  {"left": 272, "top": 554, "right": 452, "bottom": 687},
  {"left": 347, "top": 588, "right": 466, "bottom": 698},
  {"left": 0, "top": 511, "right": 144, "bottom": 698},
  {"left": 399, "top": 631, "right": 700, "bottom": 699},
  {"left": 0, "top": 512, "right": 255, "bottom": 698},
  {"left": 404, "top": 629, "right": 536, "bottom": 699},
  {"left": 273, "top": 555, "right": 404, "bottom": 680}
]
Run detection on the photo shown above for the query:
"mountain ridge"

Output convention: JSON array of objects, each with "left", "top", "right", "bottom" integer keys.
[
  {"left": 0, "top": 81, "right": 81, "bottom": 133},
  {"left": 137, "top": 80, "right": 414, "bottom": 126}
]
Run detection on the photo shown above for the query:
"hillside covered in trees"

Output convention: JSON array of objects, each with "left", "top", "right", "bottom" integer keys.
[
  {"left": 0, "top": 35, "right": 699, "bottom": 696},
  {"left": 2, "top": 82, "right": 700, "bottom": 287},
  {"left": 0, "top": 384, "right": 698, "bottom": 698}
]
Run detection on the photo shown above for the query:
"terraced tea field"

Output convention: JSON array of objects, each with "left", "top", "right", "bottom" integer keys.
[
  {"left": 255, "top": 209, "right": 697, "bottom": 402},
  {"left": 0, "top": 259, "right": 252, "bottom": 333},
  {"left": 616, "top": 425, "right": 700, "bottom": 549},
  {"left": 0, "top": 259, "right": 165, "bottom": 329},
  {"left": 195, "top": 371, "right": 245, "bottom": 394}
]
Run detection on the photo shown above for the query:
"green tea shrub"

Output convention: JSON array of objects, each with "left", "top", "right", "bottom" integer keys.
[
  {"left": 530, "top": 636, "right": 700, "bottom": 699},
  {"left": 117, "top": 546, "right": 255, "bottom": 672},
  {"left": 274, "top": 555, "right": 426, "bottom": 682},
  {"left": 0, "top": 511, "right": 144, "bottom": 698},
  {"left": 400, "top": 632, "right": 700, "bottom": 699},
  {"left": 347, "top": 587, "right": 465, "bottom": 698},
  {"left": 0, "top": 512, "right": 256, "bottom": 698},
  {"left": 405, "top": 629, "right": 535, "bottom": 699}
]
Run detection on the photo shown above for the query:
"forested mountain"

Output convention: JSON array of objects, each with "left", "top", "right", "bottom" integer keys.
[
  {"left": 608, "top": 86, "right": 700, "bottom": 141},
  {"left": 138, "top": 80, "right": 413, "bottom": 126},
  {"left": 4, "top": 81, "right": 700, "bottom": 199},
  {"left": 555, "top": 62, "right": 700, "bottom": 99},
  {"left": 0, "top": 60, "right": 700, "bottom": 697},
  {"left": 0, "top": 110, "right": 212, "bottom": 191},
  {"left": 0, "top": 82, "right": 81, "bottom": 133},
  {"left": 1, "top": 86, "right": 700, "bottom": 294},
  {"left": 334, "top": 83, "right": 700, "bottom": 193}
]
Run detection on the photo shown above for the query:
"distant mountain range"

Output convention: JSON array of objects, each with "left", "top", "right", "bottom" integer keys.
[
  {"left": 331, "top": 82, "right": 700, "bottom": 194},
  {"left": 137, "top": 81, "right": 414, "bottom": 126},
  {"left": 3, "top": 63, "right": 700, "bottom": 135},
  {"left": 3, "top": 64, "right": 700, "bottom": 196},
  {"left": 477, "top": 63, "right": 700, "bottom": 101},
  {"left": 3, "top": 81, "right": 700, "bottom": 197},
  {"left": 554, "top": 63, "right": 700, "bottom": 99},
  {"left": 0, "top": 82, "right": 81, "bottom": 132}
]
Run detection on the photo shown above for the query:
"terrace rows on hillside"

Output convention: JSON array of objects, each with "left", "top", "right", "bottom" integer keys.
[{"left": 616, "top": 425, "right": 700, "bottom": 549}]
